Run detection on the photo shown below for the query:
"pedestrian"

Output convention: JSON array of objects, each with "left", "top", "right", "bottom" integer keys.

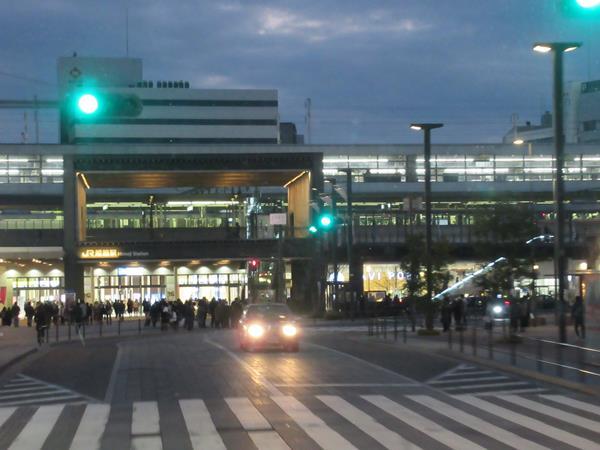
[
  {"left": 197, "top": 298, "right": 208, "bottom": 328},
  {"left": 509, "top": 298, "right": 520, "bottom": 335},
  {"left": 12, "top": 303, "right": 20, "bottom": 327},
  {"left": 571, "top": 295, "right": 585, "bottom": 338},
  {"left": 441, "top": 298, "right": 452, "bottom": 332},
  {"left": 34, "top": 304, "right": 47, "bottom": 346},
  {"left": 209, "top": 297, "right": 218, "bottom": 328},
  {"left": 25, "top": 302, "right": 35, "bottom": 327}
]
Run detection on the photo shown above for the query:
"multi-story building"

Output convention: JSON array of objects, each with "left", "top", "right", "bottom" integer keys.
[{"left": 0, "top": 56, "right": 598, "bottom": 311}]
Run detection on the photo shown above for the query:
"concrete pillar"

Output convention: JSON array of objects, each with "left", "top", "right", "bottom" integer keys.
[
  {"left": 291, "top": 259, "right": 312, "bottom": 312},
  {"left": 286, "top": 171, "right": 311, "bottom": 238},
  {"left": 406, "top": 155, "right": 417, "bottom": 182},
  {"left": 63, "top": 155, "right": 85, "bottom": 301}
]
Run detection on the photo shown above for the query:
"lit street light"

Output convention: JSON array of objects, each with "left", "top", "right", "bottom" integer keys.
[
  {"left": 533, "top": 41, "right": 581, "bottom": 343},
  {"left": 410, "top": 122, "right": 443, "bottom": 331}
]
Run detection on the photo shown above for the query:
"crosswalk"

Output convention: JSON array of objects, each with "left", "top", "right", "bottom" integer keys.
[
  {"left": 0, "top": 393, "right": 597, "bottom": 449},
  {"left": 426, "top": 363, "right": 552, "bottom": 395},
  {"left": 0, "top": 374, "right": 91, "bottom": 407}
]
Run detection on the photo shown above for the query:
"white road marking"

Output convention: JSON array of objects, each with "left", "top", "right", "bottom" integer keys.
[
  {"left": 317, "top": 395, "right": 421, "bottom": 450},
  {"left": 271, "top": 395, "right": 358, "bottom": 450},
  {"left": 205, "top": 339, "right": 283, "bottom": 396},
  {"left": 225, "top": 397, "right": 271, "bottom": 430},
  {"left": 408, "top": 395, "right": 548, "bottom": 450},
  {"left": 363, "top": 395, "right": 485, "bottom": 450},
  {"left": 131, "top": 435, "right": 162, "bottom": 450},
  {"left": 9, "top": 404, "right": 64, "bottom": 450},
  {"left": 70, "top": 404, "right": 110, "bottom": 450},
  {"left": 499, "top": 395, "right": 600, "bottom": 434},
  {"left": 443, "top": 370, "right": 495, "bottom": 377},
  {"left": 0, "top": 394, "right": 82, "bottom": 406},
  {"left": 226, "top": 397, "right": 291, "bottom": 450},
  {"left": 248, "top": 431, "right": 291, "bottom": 450},
  {"left": 430, "top": 375, "right": 508, "bottom": 384},
  {"left": 472, "top": 388, "right": 547, "bottom": 396},
  {"left": 541, "top": 395, "right": 600, "bottom": 416},
  {"left": 131, "top": 401, "right": 160, "bottom": 435},
  {"left": 0, "top": 386, "right": 57, "bottom": 394},
  {"left": 0, "top": 407, "right": 16, "bottom": 428},
  {"left": 0, "top": 389, "right": 74, "bottom": 400},
  {"left": 307, "top": 343, "right": 419, "bottom": 384},
  {"left": 104, "top": 343, "right": 123, "bottom": 403},
  {"left": 179, "top": 399, "right": 226, "bottom": 450},
  {"left": 444, "top": 381, "right": 530, "bottom": 391},
  {"left": 457, "top": 395, "right": 600, "bottom": 450}
]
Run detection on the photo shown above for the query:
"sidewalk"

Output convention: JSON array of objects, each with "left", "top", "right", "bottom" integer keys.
[
  {"left": 357, "top": 317, "right": 600, "bottom": 395},
  {"left": 0, "top": 325, "right": 38, "bottom": 372}
]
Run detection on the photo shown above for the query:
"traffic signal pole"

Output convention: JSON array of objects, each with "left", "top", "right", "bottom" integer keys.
[
  {"left": 330, "top": 179, "right": 338, "bottom": 309},
  {"left": 553, "top": 49, "right": 568, "bottom": 343}
]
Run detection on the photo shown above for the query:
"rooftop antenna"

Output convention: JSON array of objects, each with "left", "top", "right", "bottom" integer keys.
[{"left": 304, "top": 98, "right": 312, "bottom": 144}]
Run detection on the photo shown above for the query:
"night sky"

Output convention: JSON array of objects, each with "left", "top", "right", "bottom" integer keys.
[{"left": 0, "top": 0, "right": 598, "bottom": 144}]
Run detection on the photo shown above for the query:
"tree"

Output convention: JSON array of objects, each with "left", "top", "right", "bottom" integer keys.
[
  {"left": 400, "top": 234, "right": 451, "bottom": 330},
  {"left": 473, "top": 203, "right": 539, "bottom": 296}
]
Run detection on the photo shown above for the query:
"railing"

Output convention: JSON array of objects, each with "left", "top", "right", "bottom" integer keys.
[{"left": 367, "top": 316, "right": 600, "bottom": 388}]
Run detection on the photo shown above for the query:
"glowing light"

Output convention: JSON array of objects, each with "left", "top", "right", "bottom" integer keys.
[{"left": 77, "top": 94, "right": 99, "bottom": 114}]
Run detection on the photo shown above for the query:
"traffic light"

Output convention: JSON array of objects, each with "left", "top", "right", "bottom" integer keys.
[
  {"left": 248, "top": 258, "right": 260, "bottom": 271},
  {"left": 308, "top": 212, "right": 335, "bottom": 234},
  {"left": 560, "top": 0, "right": 600, "bottom": 16},
  {"left": 576, "top": 0, "right": 600, "bottom": 8},
  {"left": 67, "top": 90, "right": 143, "bottom": 120}
]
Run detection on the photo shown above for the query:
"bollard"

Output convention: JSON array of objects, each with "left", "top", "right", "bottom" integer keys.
[
  {"left": 459, "top": 328, "right": 464, "bottom": 353},
  {"left": 448, "top": 327, "right": 453, "bottom": 350},
  {"left": 472, "top": 326, "right": 477, "bottom": 357},
  {"left": 536, "top": 339, "right": 543, "bottom": 372},
  {"left": 488, "top": 326, "right": 493, "bottom": 360},
  {"left": 138, "top": 318, "right": 142, "bottom": 334},
  {"left": 577, "top": 345, "right": 586, "bottom": 383},
  {"left": 510, "top": 339, "right": 516, "bottom": 365},
  {"left": 556, "top": 344, "right": 563, "bottom": 378}
]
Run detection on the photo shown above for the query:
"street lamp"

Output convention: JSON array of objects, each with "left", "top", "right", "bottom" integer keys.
[
  {"left": 410, "top": 122, "right": 443, "bottom": 331},
  {"left": 533, "top": 41, "right": 581, "bottom": 343}
]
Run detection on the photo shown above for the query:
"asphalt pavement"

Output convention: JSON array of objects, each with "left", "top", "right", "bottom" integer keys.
[{"left": 0, "top": 326, "right": 597, "bottom": 449}]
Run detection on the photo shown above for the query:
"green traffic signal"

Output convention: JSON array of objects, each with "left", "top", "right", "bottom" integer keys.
[
  {"left": 577, "top": 0, "right": 600, "bottom": 7},
  {"left": 77, "top": 93, "right": 99, "bottom": 115},
  {"left": 319, "top": 214, "right": 334, "bottom": 229},
  {"left": 308, "top": 225, "right": 318, "bottom": 234}
]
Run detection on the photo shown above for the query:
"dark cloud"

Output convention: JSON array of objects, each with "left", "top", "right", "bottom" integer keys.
[{"left": 0, "top": 0, "right": 597, "bottom": 143}]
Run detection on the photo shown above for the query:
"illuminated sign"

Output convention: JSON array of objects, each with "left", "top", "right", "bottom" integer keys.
[{"left": 79, "top": 248, "right": 120, "bottom": 259}]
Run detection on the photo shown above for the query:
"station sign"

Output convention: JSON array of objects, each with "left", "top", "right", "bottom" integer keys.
[{"left": 79, "top": 247, "right": 120, "bottom": 259}]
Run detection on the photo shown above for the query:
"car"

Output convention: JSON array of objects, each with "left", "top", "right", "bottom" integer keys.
[
  {"left": 483, "top": 298, "right": 511, "bottom": 328},
  {"left": 238, "top": 303, "right": 300, "bottom": 352}
]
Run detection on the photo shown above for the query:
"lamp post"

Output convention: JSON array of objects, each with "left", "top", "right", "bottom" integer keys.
[
  {"left": 533, "top": 42, "right": 581, "bottom": 343},
  {"left": 410, "top": 123, "right": 443, "bottom": 330}
]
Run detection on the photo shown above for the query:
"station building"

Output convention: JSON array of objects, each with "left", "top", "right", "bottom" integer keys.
[{"left": 0, "top": 56, "right": 599, "bottom": 311}]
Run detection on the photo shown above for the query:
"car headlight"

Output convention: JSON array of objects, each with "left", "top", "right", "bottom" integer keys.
[
  {"left": 492, "top": 305, "right": 503, "bottom": 314},
  {"left": 247, "top": 324, "right": 265, "bottom": 338},
  {"left": 282, "top": 324, "right": 297, "bottom": 337}
]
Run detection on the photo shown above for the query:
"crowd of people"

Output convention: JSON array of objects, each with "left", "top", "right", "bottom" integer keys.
[{"left": 0, "top": 297, "right": 248, "bottom": 345}]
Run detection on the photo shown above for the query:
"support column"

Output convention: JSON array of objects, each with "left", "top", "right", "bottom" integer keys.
[{"left": 63, "top": 155, "right": 85, "bottom": 301}]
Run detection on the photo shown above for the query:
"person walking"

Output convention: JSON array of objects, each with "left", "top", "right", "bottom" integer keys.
[
  {"left": 34, "top": 304, "right": 47, "bottom": 346},
  {"left": 197, "top": 297, "right": 208, "bottom": 328},
  {"left": 12, "top": 303, "right": 20, "bottom": 327},
  {"left": 209, "top": 297, "right": 218, "bottom": 328},
  {"left": 572, "top": 295, "right": 585, "bottom": 339},
  {"left": 441, "top": 298, "right": 452, "bottom": 332},
  {"left": 25, "top": 302, "right": 35, "bottom": 327}
]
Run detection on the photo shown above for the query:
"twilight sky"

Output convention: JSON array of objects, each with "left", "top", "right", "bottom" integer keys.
[{"left": 0, "top": 0, "right": 599, "bottom": 144}]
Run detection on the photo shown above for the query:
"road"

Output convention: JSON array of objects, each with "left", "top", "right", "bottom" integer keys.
[{"left": 0, "top": 326, "right": 598, "bottom": 449}]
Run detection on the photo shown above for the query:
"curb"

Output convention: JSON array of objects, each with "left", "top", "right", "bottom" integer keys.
[
  {"left": 0, "top": 347, "right": 38, "bottom": 375},
  {"left": 437, "top": 348, "right": 600, "bottom": 398}
]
